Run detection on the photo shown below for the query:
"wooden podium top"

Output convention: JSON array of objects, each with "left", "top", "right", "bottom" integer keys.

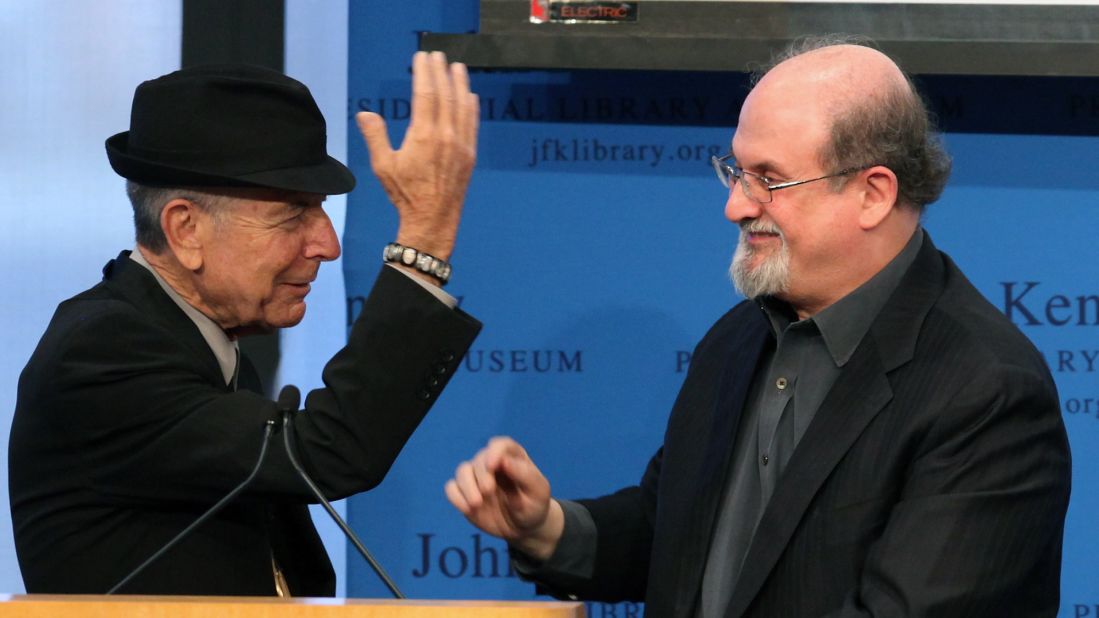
[{"left": 0, "top": 595, "right": 586, "bottom": 618}]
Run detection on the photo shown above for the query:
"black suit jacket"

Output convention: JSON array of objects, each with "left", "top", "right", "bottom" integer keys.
[
  {"left": 544, "top": 237, "right": 1071, "bottom": 617},
  {"left": 9, "top": 252, "right": 481, "bottom": 595}
]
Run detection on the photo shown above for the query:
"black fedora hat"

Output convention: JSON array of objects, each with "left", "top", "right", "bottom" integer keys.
[{"left": 106, "top": 64, "right": 355, "bottom": 194}]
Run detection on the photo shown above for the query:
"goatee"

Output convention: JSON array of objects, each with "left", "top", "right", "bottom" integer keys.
[{"left": 729, "top": 220, "right": 790, "bottom": 299}]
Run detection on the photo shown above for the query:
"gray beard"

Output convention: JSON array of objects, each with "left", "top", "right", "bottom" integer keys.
[{"left": 729, "top": 226, "right": 790, "bottom": 299}]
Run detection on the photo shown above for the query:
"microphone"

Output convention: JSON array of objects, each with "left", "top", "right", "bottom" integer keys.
[
  {"left": 277, "top": 384, "right": 405, "bottom": 599},
  {"left": 275, "top": 383, "right": 300, "bottom": 417},
  {"left": 107, "top": 416, "right": 278, "bottom": 594}
]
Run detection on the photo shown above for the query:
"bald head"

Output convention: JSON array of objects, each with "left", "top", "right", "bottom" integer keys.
[
  {"left": 744, "top": 40, "right": 951, "bottom": 212},
  {"left": 757, "top": 44, "right": 909, "bottom": 124},
  {"left": 764, "top": 44, "right": 907, "bottom": 89}
]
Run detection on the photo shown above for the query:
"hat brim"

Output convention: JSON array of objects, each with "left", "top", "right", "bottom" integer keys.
[{"left": 105, "top": 132, "right": 356, "bottom": 195}]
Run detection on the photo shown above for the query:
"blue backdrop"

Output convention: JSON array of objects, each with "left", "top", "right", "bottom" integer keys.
[{"left": 342, "top": 3, "right": 1097, "bottom": 615}]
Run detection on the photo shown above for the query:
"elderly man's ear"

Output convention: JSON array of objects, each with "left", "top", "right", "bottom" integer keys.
[
  {"left": 160, "top": 199, "right": 208, "bottom": 271},
  {"left": 857, "top": 165, "right": 901, "bottom": 230}
]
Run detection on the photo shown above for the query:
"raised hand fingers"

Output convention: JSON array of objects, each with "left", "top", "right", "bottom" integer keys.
[
  {"left": 449, "top": 62, "right": 479, "bottom": 149},
  {"left": 355, "top": 112, "right": 393, "bottom": 174},
  {"left": 408, "top": 51, "right": 435, "bottom": 135},
  {"left": 432, "top": 53, "right": 457, "bottom": 141},
  {"left": 450, "top": 61, "right": 470, "bottom": 109},
  {"left": 408, "top": 52, "right": 472, "bottom": 145}
]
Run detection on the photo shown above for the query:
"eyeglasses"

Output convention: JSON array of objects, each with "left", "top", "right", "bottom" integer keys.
[{"left": 711, "top": 154, "right": 869, "bottom": 204}]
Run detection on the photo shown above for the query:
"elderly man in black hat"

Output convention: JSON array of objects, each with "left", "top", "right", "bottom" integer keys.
[{"left": 9, "top": 52, "right": 481, "bottom": 596}]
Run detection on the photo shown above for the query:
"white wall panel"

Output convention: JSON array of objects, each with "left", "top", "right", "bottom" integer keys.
[{"left": 0, "top": 1, "right": 181, "bottom": 593}]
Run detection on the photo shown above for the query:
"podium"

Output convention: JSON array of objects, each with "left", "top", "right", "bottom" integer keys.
[{"left": 0, "top": 595, "right": 586, "bottom": 617}]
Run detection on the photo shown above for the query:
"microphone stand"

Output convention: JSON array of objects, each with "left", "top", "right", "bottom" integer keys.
[
  {"left": 277, "top": 385, "right": 405, "bottom": 599},
  {"left": 107, "top": 419, "right": 277, "bottom": 594}
]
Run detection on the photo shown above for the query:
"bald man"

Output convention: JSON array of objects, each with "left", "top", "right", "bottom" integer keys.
[{"left": 446, "top": 39, "right": 1071, "bottom": 617}]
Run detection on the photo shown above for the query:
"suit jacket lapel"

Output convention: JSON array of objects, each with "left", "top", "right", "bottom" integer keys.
[
  {"left": 703, "top": 307, "right": 772, "bottom": 486},
  {"left": 236, "top": 353, "right": 263, "bottom": 394},
  {"left": 101, "top": 251, "right": 226, "bottom": 388},
  {"left": 724, "top": 234, "right": 948, "bottom": 618},
  {"left": 670, "top": 305, "right": 772, "bottom": 614}
]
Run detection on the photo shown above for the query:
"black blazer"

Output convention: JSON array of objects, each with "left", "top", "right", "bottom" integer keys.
[
  {"left": 9, "top": 253, "right": 481, "bottom": 595},
  {"left": 548, "top": 237, "right": 1071, "bottom": 617}
]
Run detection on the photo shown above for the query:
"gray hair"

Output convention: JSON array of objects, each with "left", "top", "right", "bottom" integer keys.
[
  {"left": 751, "top": 35, "right": 952, "bottom": 213},
  {"left": 125, "top": 181, "right": 232, "bottom": 252}
]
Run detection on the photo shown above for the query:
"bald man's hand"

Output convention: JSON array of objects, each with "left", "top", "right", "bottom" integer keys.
[
  {"left": 357, "top": 51, "right": 478, "bottom": 263},
  {"left": 445, "top": 437, "right": 565, "bottom": 562}
]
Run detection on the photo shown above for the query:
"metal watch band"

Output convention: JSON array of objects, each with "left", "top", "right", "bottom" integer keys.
[{"left": 382, "top": 242, "right": 452, "bottom": 285}]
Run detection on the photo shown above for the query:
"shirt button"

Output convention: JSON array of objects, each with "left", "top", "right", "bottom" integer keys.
[
  {"left": 776, "top": 377, "right": 788, "bottom": 390},
  {"left": 762, "top": 454, "right": 770, "bottom": 466}
]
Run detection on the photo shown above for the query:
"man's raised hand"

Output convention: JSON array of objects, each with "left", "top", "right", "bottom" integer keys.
[{"left": 356, "top": 51, "right": 479, "bottom": 262}]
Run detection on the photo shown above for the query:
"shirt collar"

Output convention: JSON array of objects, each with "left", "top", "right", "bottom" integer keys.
[
  {"left": 129, "top": 247, "right": 239, "bottom": 385},
  {"left": 758, "top": 228, "right": 925, "bottom": 367}
]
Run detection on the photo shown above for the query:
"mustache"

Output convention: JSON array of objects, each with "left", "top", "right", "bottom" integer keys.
[{"left": 739, "top": 219, "right": 783, "bottom": 237}]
